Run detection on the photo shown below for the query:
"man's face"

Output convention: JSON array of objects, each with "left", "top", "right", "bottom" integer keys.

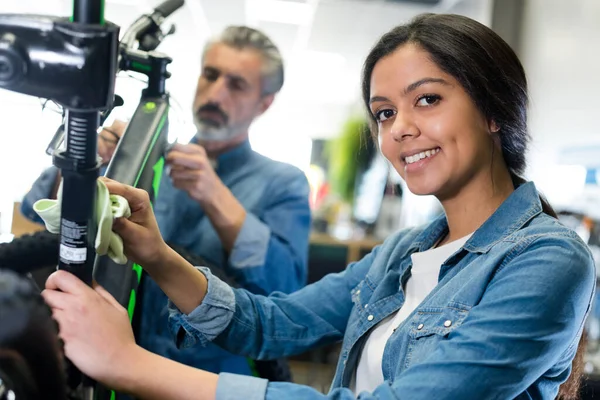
[{"left": 193, "top": 43, "right": 272, "bottom": 142}]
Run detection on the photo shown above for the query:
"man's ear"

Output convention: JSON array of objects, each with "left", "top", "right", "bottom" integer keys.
[{"left": 257, "top": 93, "right": 275, "bottom": 116}]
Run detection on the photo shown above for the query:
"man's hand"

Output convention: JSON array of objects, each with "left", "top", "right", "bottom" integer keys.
[
  {"left": 101, "top": 177, "right": 170, "bottom": 269},
  {"left": 166, "top": 143, "right": 223, "bottom": 207},
  {"left": 41, "top": 270, "right": 142, "bottom": 390},
  {"left": 166, "top": 143, "right": 248, "bottom": 251}
]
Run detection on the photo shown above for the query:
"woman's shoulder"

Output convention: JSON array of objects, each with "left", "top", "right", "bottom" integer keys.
[
  {"left": 498, "top": 212, "right": 596, "bottom": 285},
  {"left": 509, "top": 212, "right": 591, "bottom": 253}
]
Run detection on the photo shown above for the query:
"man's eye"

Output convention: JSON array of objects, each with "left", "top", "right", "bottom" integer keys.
[{"left": 203, "top": 69, "right": 219, "bottom": 81}]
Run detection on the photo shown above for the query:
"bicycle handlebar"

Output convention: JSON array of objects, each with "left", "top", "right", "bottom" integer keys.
[{"left": 120, "top": 0, "right": 185, "bottom": 53}]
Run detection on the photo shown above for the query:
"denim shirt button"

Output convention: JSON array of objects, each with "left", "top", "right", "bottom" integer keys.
[
  {"left": 368, "top": 315, "right": 374, "bottom": 321},
  {"left": 364, "top": 304, "right": 369, "bottom": 309},
  {"left": 356, "top": 290, "right": 361, "bottom": 295},
  {"left": 444, "top": 320, "right": 452, "bottom": 327},
  {"left": 417, "top": 323, "right": 424, "bottom": 330}
]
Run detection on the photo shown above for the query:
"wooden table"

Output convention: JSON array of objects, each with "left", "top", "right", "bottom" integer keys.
[{"left": 309, "top": 232, "right": 382, "bottom": 265}]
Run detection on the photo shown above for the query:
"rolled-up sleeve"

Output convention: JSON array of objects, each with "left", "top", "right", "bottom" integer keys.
[
  {"left": 225, "top": 171, "right": 311, "bottom": 295},
  {"left": 216, "top": 373, "right": 268, "bottom": 400},
  {"left": 228, "top": 213, "right": 271, "bottom": 269},
  {"left": 168, "top": 266, "right": 236, "bottom": 349}
]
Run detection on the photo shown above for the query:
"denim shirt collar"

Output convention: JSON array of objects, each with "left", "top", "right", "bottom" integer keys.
[
  {"left": 410, "top": 181, "right": 543, "bottom": 254},
  {"left": 215, "top": 139, "right": 252, "bottom": 168},
  {"left": 189, "top": 136, "right": 253, "bottom": 174}
]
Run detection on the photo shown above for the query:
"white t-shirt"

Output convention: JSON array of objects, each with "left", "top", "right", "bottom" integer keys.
[{"left": 351, "top": 233, "right": 473, "bottom": 395}]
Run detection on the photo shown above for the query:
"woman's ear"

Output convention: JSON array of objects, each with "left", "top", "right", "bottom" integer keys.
[
  {"left": 489, "top": 120, "right": 500, "bottom": 134},
  {"left": 488, "top": 120, "right": 502, "bottom": 148}
]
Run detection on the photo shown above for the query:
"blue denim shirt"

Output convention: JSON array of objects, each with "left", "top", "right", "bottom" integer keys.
[
  {"left": 138, "top": 139, "right": 311, "bottom": 374},
  {"left": 20, "top": 139, "right": 311, "bottom": 375},
  {"left": 169, "top": 181, "right": 596, "bottom": 399}
]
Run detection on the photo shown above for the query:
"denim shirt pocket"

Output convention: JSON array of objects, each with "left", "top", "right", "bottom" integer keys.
[
  {"left": 404, "top": 302, "right": 471, "bottom": 369},
  {"left": 344, "top": 278, "right": 376, "bottom": 347},
  {"left": 350, "top": 278, "right": 375, "bottom": 315}
]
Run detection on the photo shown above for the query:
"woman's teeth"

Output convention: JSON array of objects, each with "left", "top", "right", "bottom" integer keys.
[{"left": 405, "top": 148, "right": 440, "bottom": 164}]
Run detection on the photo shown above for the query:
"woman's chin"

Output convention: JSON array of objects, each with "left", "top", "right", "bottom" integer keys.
[{"left": 405, "top": 181, "right": 441, "bottom": 197}]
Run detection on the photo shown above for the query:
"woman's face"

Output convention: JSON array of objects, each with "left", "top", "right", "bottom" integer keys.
[{"left": 369, "top": 44, "right": 497, "bottom": 200}]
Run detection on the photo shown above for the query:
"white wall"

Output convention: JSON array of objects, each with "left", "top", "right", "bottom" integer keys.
[{"left": 520, "top": 0, "right": 600, "bottom": 210}]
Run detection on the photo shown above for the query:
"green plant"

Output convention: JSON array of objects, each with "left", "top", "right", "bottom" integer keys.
[{"left": 326, "top": 116, "right": 371, "bottom": 204}]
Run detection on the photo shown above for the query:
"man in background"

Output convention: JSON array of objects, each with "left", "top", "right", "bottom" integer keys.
[{"left": 141, "top": 25, "right": 311, "bottom": 377}]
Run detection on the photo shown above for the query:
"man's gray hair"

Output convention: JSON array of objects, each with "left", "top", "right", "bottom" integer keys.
[{"left": 202, "top": 26, "right": 285, "bottom": 96}]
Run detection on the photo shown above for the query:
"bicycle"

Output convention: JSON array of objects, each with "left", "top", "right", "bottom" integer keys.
[{"left": 0, "top": 0, "right": 184, "bottom": 398}]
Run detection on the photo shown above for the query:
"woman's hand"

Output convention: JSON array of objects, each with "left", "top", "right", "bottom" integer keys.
[
  {"left": 101, "top": 177, "right": 169, "bottom": 269},
  {"left": 42, "top": 270, "right": 219, "bottom": 399},
  {"left": 103, "top": 178, "right": 209, "bottom": 314},
  {"left": 41, "top": 270, "right": 141, "bottom": 390}
]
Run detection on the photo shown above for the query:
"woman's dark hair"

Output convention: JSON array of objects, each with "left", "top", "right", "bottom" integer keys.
[
  {"left": 361, "top": 13, "right": 581, "bottom": 399},
  {"left": 0, "top": 270, "right": 67, "bottom": 399}
]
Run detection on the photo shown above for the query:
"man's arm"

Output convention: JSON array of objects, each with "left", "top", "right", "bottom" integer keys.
[
  {"left": 219, "top": 171, "right": 311, "bottom": 294},
  {"left": 167, "top": 144, "right": 311, "bottom": 294},
  {"left": 200, "top": 180, "right": 247, "bottom": 252}
]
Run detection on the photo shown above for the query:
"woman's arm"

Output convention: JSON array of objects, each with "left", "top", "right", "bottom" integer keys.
[
  {"left": 101, "top": 177, "right": 378, "bottom": 358},
  {"left": 41, "top": 265, "right": 385, "bottom": 400},
  {"left": 100, "top": 178, "right": 209, "bottom": 315},
  {"left": 144, "top": 245, "right": 209, "bottom": 315},
  {"left": 115, "top": 347, "right": 220, "bottom": 400},
  {"left": 168, "top": 247, "right": 376, "bottom": 359}
]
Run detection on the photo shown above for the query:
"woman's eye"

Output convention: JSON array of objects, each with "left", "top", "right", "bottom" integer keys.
[
  {"left": 416, "top": 95, "right": 441, "bottom": 107},
  {"left": 376, "top": 109, "right": 396, "bottom": 122}
]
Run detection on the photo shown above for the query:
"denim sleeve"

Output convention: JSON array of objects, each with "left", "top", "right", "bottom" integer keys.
[
  {"left": 169, "top": 243, "right": 376, "bottom": 358},
  {"left": 226, "top": 171, "right": 311, "bottom": 295},
  {"left": 216, "top": 234, "right": 597, "bottom": 400},
  {"left": 167, "top": 266, "right": 236, "bottom": 349},
  {"left": 20, "top": 166, "right": 60, "bottom": 224},
  {"left": 215, "top": 373, "right": 405, "bottom": 400},
  {"left": 212, "top": 246, "right": 377, "bottom": 361}
]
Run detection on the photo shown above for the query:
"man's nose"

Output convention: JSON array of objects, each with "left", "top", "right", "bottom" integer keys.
[{"left": 206, "top": 77, "right": 229, "bottom": 104}]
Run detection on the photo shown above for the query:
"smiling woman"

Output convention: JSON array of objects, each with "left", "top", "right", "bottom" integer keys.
[
  {"left": 361, "top": 13, "right": 586, "bottom": 397},
  {"left": 41, "top": 13, "right": 595, "bottom": 400}
]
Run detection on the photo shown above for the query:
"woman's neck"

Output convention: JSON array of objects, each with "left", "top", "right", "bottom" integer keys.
[{"left": 438, "top": 164, "right": 515, "bottom": 246}]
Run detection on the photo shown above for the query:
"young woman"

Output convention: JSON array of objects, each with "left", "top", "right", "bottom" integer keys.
[{"left": 42, "top": 13, "right": 595, "bottom": 400}]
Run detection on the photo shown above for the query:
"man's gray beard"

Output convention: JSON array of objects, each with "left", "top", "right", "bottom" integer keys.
[{"left": 194, "top": 120, "right": 236, "bottom": 142}]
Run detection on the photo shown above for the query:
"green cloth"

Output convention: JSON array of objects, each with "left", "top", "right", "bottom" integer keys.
[{"left": 33, "top": 179, "right": 131, "bottom": 264}]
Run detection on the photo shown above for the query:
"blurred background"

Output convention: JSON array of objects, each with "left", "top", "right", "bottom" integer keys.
[{"left": 1, "top": 0, "right": 600, "bottom": 396}]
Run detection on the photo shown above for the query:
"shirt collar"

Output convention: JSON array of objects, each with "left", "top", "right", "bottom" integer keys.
[
  {"left": 189, "top": 137, "right": 253, "bottom": 173},
  {"left": 409, "top": 181, "right": 543, "bottom": 254}
]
